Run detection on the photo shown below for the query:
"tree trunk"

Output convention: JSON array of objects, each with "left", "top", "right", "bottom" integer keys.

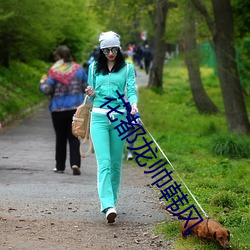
[
  {"left": 184, "top": 4, "right": 218, "bottom": 114},
  {"left": 147, "top": 0, "right": 169, "bottom": 89},
  {"left": 212, "top": 0, "right": 250, "bottom": 134}
]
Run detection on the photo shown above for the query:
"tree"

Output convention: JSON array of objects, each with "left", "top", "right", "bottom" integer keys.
[
  {"left": 232, "top": 0, "right": 250, "bottom": 96},
  {"left": 148, "top": 0, "right": 177, "bottom": 89},
  {"left": 91, "top": 0, "right": 155, "bottom": 48},
  {"left": 184, "top": 1, "right": 218, "bottom": 114},
  {"left": 0, "top": 0, "right": 58, "bottom": 66},
  {"left": 0, "top": 0, "right": 98, "bottom": 66},
  {"left": 191, "top": 0, "right": 250, "bottom": 134}
]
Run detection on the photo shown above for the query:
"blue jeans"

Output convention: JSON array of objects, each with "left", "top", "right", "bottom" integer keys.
[{"left": 90, "top": 111, "right": 126, "bottom": 212}]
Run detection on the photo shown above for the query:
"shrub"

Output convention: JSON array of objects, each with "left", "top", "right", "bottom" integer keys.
[{"left": 210, "top": 135, "right": 250, "bottom": 159}]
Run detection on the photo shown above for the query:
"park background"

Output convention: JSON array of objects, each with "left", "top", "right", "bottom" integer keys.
[{"left": 0, "top": 0, "right": 249, "bottom": 249}]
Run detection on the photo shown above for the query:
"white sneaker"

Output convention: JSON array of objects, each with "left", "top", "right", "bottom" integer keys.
[
  {"left": 126, "top": 152, "right": 133, "bottom": 160},
  {"left": 105, "top": 207, "right": 117, "bottom": 223},
  {"left": 53, "top": 168, "right": 64, "bottom": 173}
]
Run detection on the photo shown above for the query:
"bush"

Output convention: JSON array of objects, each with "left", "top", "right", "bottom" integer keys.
[
  {"left": 210, "top": 135, "right": 250, "bottom": 159},
  {"left": 0, "top": 60, "right": 49, "bottom": 123}
]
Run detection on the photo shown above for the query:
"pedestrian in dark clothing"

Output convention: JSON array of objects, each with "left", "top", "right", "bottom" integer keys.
[
  {"left": 134, "top": 45, "right": 144, "bottom": 69},
  {"left": 88, "top": 46, "right": 99, "bottom": 67},
  {"left": 39, "top": 45, "right": 88, "bottom": 175},
  {"left": 143, "top": 44, "right": 152, "bottom": 74}
]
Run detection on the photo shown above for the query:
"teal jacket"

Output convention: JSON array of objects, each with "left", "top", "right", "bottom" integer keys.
[{"left": 87, "top": 62, "right": 138, "bottom": 109}]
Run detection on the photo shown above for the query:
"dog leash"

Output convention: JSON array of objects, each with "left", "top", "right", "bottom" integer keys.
[{"left": 139, "top": 118, "right": 209, "bottom": 218}]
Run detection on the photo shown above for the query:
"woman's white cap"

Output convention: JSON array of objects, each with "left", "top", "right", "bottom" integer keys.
[{"left": 99, "top": 31, "right": 121, "bottom": 49}]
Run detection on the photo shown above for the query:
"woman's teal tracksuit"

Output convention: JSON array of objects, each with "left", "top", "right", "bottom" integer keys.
[{"left": 88, "top": 62, "right": 137, "bottom": 212}]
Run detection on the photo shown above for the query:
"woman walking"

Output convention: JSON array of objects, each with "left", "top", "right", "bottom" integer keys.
[
  {"left": 85, "top": 31, "right": 138, "bottom": 223},
  {"left": 39, "top": 45, "right": 88, "bottom": 175}
]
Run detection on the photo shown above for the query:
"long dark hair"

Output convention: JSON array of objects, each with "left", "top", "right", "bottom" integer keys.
[{"left": 95, "top": 48, "right": 126, "bottom": 75}]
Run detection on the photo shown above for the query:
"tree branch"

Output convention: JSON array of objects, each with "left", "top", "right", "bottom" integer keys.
[{"left": 190, "top": 0, "right": 216, "bottom": 37}]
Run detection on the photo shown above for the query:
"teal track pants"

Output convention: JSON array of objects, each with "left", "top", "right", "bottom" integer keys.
[{"left": 90, "top": 111, "right": 126, "bottom": 212}]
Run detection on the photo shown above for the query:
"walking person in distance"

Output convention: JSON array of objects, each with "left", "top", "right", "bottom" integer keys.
[
  {"left": 39, "top": 45, "right": 88, "bottom": 175},
  {"left": 143, "top": 44, "right": 153, "bottom": 75}
]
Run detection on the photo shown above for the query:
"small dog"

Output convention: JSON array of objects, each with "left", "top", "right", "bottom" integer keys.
[
  {"left": 163, "top": 207, "right": 231, "bottom": 249},
  {"left": 181, "top": 217, "right": 231, "bottom": 249}
]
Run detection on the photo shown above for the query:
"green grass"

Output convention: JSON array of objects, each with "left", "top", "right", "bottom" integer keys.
[
  {"left": 133, "top": 58, "right": 250, "bottom": 249},
  {"left": 0, "top": 60, "right": 50, "bottom": 123}
]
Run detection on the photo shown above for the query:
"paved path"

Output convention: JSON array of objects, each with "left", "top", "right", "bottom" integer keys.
[
  {"left": 135, "top": 68, "right": 149, "bottom": 88},
  {"left": 0, "top": 71, "right": 173, "bottom": 249}
]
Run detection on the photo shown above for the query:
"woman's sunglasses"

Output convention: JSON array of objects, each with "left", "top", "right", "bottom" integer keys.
[{"left": 102, "top": 47, "right": 119, "bottom": 55}]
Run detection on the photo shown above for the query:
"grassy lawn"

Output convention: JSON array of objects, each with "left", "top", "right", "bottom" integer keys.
[
  {"left": 0, "top": 60, "right": 50, "bottom": 123},
  {"left": 133, "top": 58, "right": 250, "bottom": 250}
]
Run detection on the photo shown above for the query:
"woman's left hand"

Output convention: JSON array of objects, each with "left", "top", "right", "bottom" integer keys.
[{"left": 131, "top": 103, "right": 138, "bottom": 115}]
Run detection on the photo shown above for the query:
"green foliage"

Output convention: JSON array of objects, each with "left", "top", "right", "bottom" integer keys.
[
  {"left": 232, "top": 0, "right": 250, "bottom": 39},
  {"left": 198, "top": 39, "right": 250, "bottom": 95},
  {"left": 236, "top": 37, "right": 250, "bottom": 95},
  {"left": 201, "top": 121, "right": 217, "bottom": 136},
  {"left": 136, "top": 58, "right": 250, "bottom": 249},
  {"left": 92, "top": 0, "right": 155, "bottom": 46},
  {"left": 165, "top": 2, "right": 184, "bottom": 44},
  {"left": 0, "top": 60, "right": 49, "bottom": 122},
  {"left": 154, "top": 221, "right": 180, "bottom": 240},
  {"left": 0, "top": 0, "right": 100, "bottom": 66},
  {"left": 210, "top": 134, "right": 250, "bottom": 159}
]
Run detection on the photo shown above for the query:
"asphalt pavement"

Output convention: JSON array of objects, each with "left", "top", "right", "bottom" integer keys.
[{"left": 0, "top": 69, "right": 173, "bottom": 249}]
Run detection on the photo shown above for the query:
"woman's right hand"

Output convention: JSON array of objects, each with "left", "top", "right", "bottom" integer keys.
[
  {"left": 85, "top": 86, "right": 95, "bottom": 97},
  {"left": 130, "top": 103, "right": 138, "bottom": 115},
  {"left": 40, "top": 74, "right": 47, "bottom": 83}
]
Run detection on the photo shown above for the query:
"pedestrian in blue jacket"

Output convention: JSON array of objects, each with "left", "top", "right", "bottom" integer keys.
[{"left": 39, "top": 45, "right": 88, "bottom": 175}]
